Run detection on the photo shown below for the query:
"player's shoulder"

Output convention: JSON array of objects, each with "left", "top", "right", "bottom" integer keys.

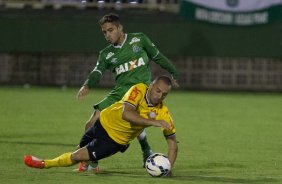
[
  {"left": 123, "top": 83, "right": 147, "bottom": 102},
  {"left": 129, "top": 83, "right": 148, "bottom": 94},
  {"left": 99, "top": 45, "right": 115, "bottom": 60},
  {"left": 128, "top": 32, "right": 146, "bottom": 37},
  {"left": 127, "top": 33, "right": 148, "bottom": 44},
  {"left": 133, "top": 82, "right": 148, "bottom": 90},
  {"left": 99, "top": 44, "right": 112, "bottom": 54}
]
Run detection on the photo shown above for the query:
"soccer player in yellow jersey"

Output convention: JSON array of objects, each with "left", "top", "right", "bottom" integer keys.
[{"left": 24, "top": 76, "right": 178, "bottom": 176}]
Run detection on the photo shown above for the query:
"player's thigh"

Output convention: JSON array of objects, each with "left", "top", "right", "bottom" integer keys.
[
  {"left": 94, "top": 93, "right": 122, "bottom": 110},
  {"left": 81, "top": 119, "right": 123, "bottom": 161},
  {"left": 86, "top": 138, "right": 121, "bottom": 161},
  {"left": 79, "top": 124, "right": 95, "bottom": 148},
  {"left": 94, "top": 86, "right": 130, "bottom": 110}
]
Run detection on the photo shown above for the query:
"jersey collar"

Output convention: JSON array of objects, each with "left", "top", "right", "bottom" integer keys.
[{"left": 113, "top": 34, "right": 127, "bottom": 49}]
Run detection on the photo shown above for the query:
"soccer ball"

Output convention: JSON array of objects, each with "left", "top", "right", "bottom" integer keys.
[{"left": 145, "top": 153, "right": 171, "bottom": 177}]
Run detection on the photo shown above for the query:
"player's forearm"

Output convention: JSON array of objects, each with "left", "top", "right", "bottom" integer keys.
[
  {"left": 122, "top": 107, "right": 156, "bottom": 126},
  {"left": 166, "top": 136, "right": 178, "bottom": 167},
  {"left": 83, "top": 70, "right": 102, "bottom": 88},
  {"left": 168, "top": 147, "right": 177, "bottom": 167},
  {"left": 153, "top": 52, "right": 179, "bottom": 80}
]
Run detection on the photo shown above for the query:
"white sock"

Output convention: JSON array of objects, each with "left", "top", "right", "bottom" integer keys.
[{"left": 137, "top": 130, "right": 147, "bottom": 141}]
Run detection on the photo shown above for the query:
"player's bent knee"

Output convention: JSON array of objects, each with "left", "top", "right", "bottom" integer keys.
[{"left": 71, "top": 147, "right": 90, "bottom": 162}]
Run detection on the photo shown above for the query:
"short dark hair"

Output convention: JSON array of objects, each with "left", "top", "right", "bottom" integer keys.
[
  {"left": 153, "top": 75, "right": 172, "bottom": 86},
  {"left": 99, "top": 13, "right": 121, "bottom": 27}
]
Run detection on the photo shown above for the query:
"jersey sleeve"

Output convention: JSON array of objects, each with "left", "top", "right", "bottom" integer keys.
[
  {"left": 141, "top": 33, "right": 179, "bottom": 80},
  {"left": 123, "top": 84, "right": 145, "bottom": 108},
  {"left": 158, "top": 106, "right": 176, "bottom": 137},
  {"left": 152, "top": 52, "right": 179, "bottom": 80},
  {"left": 83, "top": 52, "right": 108, "bottom": 88},
  {"left": 141, "top": 33, "right": 159, "bottom": 59}
]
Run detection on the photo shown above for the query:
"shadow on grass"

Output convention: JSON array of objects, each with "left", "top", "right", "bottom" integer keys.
[
  {"left": 0, "top": 140, "right": 75, "bottom": 147},
  {"left": 189, "top": 162, "right": 246, "bottom": 169},
  {"left": 168, "top": 175, "right": 278, "bottom": 183},
  {"left": 90, "top": 170, "right": 279, "bottom": 183},
  {"left": 3, "top": 139, "right": 280, "bottom": 184}
]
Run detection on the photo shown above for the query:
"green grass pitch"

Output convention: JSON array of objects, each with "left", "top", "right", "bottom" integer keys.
[{"left": 0, "top": 86, "right": 282, "bottom": 184}]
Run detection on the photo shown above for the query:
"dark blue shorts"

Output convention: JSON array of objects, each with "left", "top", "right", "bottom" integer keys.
[{"left": 79, "top": 119, "right": 129, "bottom": 161}]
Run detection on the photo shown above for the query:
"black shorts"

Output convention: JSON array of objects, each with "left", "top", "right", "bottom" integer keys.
[{"left": 79, "top": 119, "right": 129, "bottom": 161}]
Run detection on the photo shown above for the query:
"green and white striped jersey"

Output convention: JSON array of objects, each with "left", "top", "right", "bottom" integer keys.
[{"left": 84, "top": 32, "right": 179, "bottom": 88}]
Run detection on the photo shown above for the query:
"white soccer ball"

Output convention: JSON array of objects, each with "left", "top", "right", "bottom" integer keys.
[{"left": 145, "top": 153, "right": 171, "bottom": 177}]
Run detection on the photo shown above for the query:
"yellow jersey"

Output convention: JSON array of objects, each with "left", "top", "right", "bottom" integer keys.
[{"left": 100, "top": 83, "right": 176, "bottom": 145}]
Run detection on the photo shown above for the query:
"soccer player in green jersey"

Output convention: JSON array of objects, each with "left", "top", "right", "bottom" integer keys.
[{"left": 76, "top": 13, "right": 179, "bottom": 172}]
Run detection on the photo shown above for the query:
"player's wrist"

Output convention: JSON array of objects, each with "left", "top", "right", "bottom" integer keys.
[
  {"left": 83, "top": 85, "right": 90, "bottom": 90},
  {"left": 144, "top": 119, "right": 157, "bottom": 127}
]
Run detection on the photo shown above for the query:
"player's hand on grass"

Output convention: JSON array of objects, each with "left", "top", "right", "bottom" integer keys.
[
  {"left": 76, "top": 86, "right": 90, "bottom": 100},
  {"left": 166, "top": 171, "right": 173, "bottom": 177}
]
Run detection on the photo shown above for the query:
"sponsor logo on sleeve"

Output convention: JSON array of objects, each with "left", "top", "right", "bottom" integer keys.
[
  {"left": 129, "top": 37, "right": 140, "bottom": 45},
  {"left": 106, "top": 52, "right": 114, "bottom": 60},
  {"left": 128, "top": 87, "right": 141, "bottom": 102}
]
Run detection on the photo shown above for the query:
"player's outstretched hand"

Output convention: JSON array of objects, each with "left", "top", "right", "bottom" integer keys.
[{"left": 76, "top": 86, "right": 90, "bottom": 100}]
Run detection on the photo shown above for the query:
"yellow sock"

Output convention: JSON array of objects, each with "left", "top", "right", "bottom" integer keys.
[{"left": 44, "top": 152, "right": 73, "bottom": 168}]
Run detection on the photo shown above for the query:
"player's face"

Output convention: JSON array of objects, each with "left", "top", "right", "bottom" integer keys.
[
  {"left": 101, "top": 22, "right": 123, "bottom": 45},
  {"left": 148, "top": 80, "right": 171, "bottom": 106}
]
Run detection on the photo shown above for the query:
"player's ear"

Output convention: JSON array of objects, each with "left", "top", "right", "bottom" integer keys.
[
  {"left": 118, "top": 24, "right": 123, "bottom": 32},
  {"left": 148, "top": 83, "right": 154, "bottom": 92}
]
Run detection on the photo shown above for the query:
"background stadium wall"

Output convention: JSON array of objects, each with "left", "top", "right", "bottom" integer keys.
[
  {"left": 0, "top": 9, "right": 281, "bottom": 91},
  {"left": 0, "top": 9, "right": 281, "bottom": 57}
]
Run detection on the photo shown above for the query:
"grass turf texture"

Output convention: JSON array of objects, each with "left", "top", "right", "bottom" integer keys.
[{"left": 0, "top": 86, "right": 281, "bottom": 184}]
